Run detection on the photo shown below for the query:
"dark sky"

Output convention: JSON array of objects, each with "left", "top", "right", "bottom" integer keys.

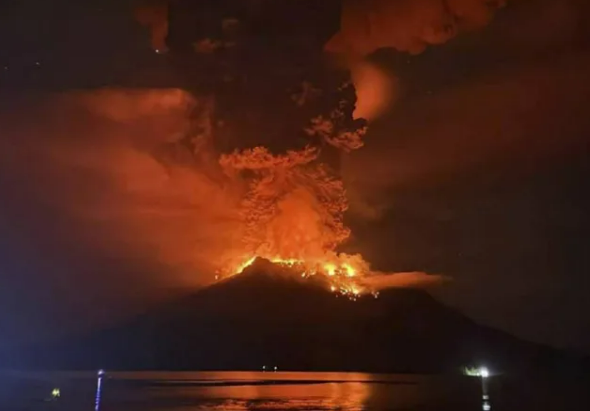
[
  {"left": 1, "top": 0, "right": 590, "bottom": 355},
  {"left": 342, "top": 0, "right": 590, "bottom": 352}
]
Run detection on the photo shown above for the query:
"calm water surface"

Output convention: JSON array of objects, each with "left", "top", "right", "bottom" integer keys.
[{"left": 0, "top": 371, "right": 585, "bottom": 411}]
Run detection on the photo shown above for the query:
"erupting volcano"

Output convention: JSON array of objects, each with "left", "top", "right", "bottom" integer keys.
[
  {"left": 174, "top": 81, "right": 427, "bottom": 299},
  {"left": 209, "top": 112, "right": 435, "bottom": 297},
  {"left": 216, "top": 140, "right": 376, "bottom": 298},
  {"left": 229, "top": 256, "right": 368, "bottom": 299},
  {"left": 126, "top": 0, "right": 516, "bottom": 297}
]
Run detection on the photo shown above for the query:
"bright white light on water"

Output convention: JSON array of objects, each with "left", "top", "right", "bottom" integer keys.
[
  {"left": 463, "top": 366, "right": 491, "bottom": 378},
  {"left": 95, "top": 370, "right": 104, "bottom": 411}
]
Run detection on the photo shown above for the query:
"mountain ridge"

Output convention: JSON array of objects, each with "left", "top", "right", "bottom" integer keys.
[{"left": 9, "top": 260, "right": 587, "bottom": 375}]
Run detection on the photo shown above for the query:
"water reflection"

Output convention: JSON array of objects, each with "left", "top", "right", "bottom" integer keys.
[
  {"left": 480, "top": 373, "right": 491, "bottom": 411},
  {"left": 161, "top": 382, "right": 369, "bottom": 411},
  {"left": 135, "top": 372, "right": 479, "bottom": 411},
  {"left": 143, "top": 373, "right": 372, "bottom": 410},
  {"left": 0, "top": 371, "right": 483, "bottom": 410},
  {"left": 155, "top": 380, "right": 370, "bottom": 410}
]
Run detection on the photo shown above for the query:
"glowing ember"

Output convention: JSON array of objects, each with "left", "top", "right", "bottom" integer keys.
[
  {"left": 235, "top": 256, "right": 257, "bottom": 275},
  {"left": 343, "top": 263, "right": 355, "bottom": 277},
  {"left": 324, "top": 263, "right": 337, "bottom": 276},
  {"left": 224, "top": 253, "right": 369, "bottom": 300}
]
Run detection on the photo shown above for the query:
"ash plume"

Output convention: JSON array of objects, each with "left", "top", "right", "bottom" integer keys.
[
  {"left": 327, "top": 0, "right": 510, "bottom": 121},
  {"left": 134, "top": 0, "right": 169, "bottom": 52},
  {"left": 4, "top": 0, "right": 528, "bottom": 318},
  {"left": 220, "top": 147, "right": 350, "bottom": 262},
  {"left": 342, "top": 0, "right": 590, "bottom": 218},
  {"left": 362, "top": 271, "right": 451, "bottom": 290},
  {"left": 326, "top": 0, "right": 508, "bottom": 57},
  {"left": 0, "top": 89, "right": 243, "bottom": 290}
]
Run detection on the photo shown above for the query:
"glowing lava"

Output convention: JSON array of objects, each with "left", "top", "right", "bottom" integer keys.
[{"left": 222, "top": 254, "right": 367, "bottom": 300}]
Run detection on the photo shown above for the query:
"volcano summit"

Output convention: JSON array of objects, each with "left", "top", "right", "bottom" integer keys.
[{"left": 11, "top": 259, "right": 583, "bottom": 375}]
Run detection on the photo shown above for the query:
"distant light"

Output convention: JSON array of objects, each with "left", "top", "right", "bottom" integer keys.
[
  {"left": 483, "top": 401, "right": 491, "bottom": 411},
  {"left": 274, "top": 366, "right": 278, "bottom": 372},
  {"left": 51, "top": 388, "right": 61, "bottom": 398},
  {"left": 480, "top": 367, "right": 489, "bottom": 379},
  {"left": 35, "top": 61, "right": 40, "bottom": 66},
  {"left": 262, "top": 365, "right": 266, "bottom": 371},
  {"left": 463, "top": 366, "right": 491, "bottom": 378},
  {"left": 95, "top": 370, "right": 104, "bottom": 411}
]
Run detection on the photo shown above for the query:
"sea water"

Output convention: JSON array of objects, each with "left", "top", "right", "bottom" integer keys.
[{"left": 0, "top": 371, "right": 586, "bottom": 410}]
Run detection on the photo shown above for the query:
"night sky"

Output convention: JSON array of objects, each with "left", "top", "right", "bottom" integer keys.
[{"left": 1, "top": 0, "right": 590, "bottom": 355}]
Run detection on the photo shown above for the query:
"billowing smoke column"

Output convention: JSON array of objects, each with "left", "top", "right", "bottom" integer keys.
[
  {"left": 134, "top": 0, "right": 169, "bottom": 52},
  {"left": 214, "top": 1, "right": 509, "bottom": 277},
  {"left": 326, "top": 0, "right": 508, "bottom": 57},
  {"left": 220, "top": 147, "right": 350, "bottom": 260},
  {"left": 15, "top": 0, "right": 510, "bottom": 298},
  {"left": 129, "top": 0, "right": 513, "bottom": 293},
  {"left": 134, "top": 0, "right": 509, "bottom": 120},
  {"left": 327, "top": 0, "right": 509, "bottom": 119}
]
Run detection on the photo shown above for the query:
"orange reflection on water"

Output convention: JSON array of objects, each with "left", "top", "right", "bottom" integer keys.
[
  {"left": 108, "top": 371, "right": 480, "bottom": 410},
  {"left": 145, "top": 372, "right": 372, "bottom": 410}
]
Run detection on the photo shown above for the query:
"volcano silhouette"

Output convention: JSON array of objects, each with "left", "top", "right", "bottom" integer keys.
[{"left": 18, "top": 259, "right": 584, "bottom": 373}]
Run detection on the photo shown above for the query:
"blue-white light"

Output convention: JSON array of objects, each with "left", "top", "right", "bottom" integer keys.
[
  {"left": 463, "top": 366, "right": 491, "bottom": 378},
  {"left": 95, "top": 370, "right": 105, "bottom": 411}
]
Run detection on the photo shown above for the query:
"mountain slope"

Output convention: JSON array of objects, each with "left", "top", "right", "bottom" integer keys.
[{"left": 17, "top": 260, "right": 582, "bottom": 374}]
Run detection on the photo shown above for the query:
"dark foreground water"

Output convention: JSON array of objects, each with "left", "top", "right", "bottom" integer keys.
[{"left": 0, "top": 371, "right": 587, "bottom": 411}]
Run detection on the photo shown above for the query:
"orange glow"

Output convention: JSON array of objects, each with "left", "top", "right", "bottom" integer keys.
[
  {"left": 343, "top": 263, "right": 356, "bottom": 277},
  {"left": 205, "top": 66, "right": 445, "bottom": 296},
  {"left": 214, "top": 142, "right": 382, "bottom": 299},
  {"left": 324, "top": 263, "right": 337, "bottom": 276},
  {"left": 224, "top": 254, "right": 369, "bottom": 300},
  {"left": 134, "top": 1, "right": 169, "bottom": 52},
  {"left": 235, "top": 256, "right": 257, "bottom": 274}
]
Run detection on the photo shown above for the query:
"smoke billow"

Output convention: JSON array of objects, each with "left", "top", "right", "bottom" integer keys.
[
  {"left": 343, "top": 34, "right": 590, "bottom": 219},
  {"left": 0, "top": 89, "right": 245, "bottom": 290},
  {"left": 220, "top": 147, "right": 350, "bottom": 263},
  {"left": 363, "top": 271, "right": 450, "bottom": 289},
  {"left": 350, "top": 61, "right": 399, "bottom": 120},
  {"left": 4, "top": 0, "right": 526, "bottom": 322},
  {"left": 326, "top": 0, "right": 508, "bottom": 57},
  {"left": 326, "top": 0, "right": 510, "bottom": 121},
  {"left": 134, "top": 0, "right": 169, "bottom": 52}
]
